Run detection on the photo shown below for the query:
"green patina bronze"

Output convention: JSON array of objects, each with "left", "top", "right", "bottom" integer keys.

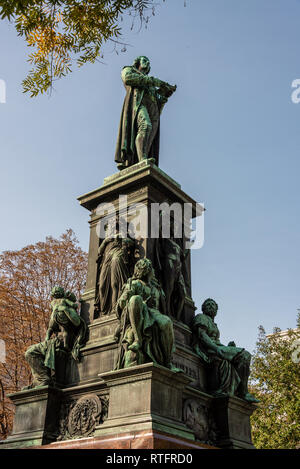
[
  {"left": 115, "top": 56, "right": 176, "bottom": 170},
  {"left": 192, "top": 298, "right": 259, "bottom": 403},
  {"left": 94, "top": 233, "right": 136, "bottom": 317},
  {"left": 114, "top": 258, "right": 175, "bottom": 369},
  {"left": 24, "top": 286, "right": 87, "bottom": 389},
  {"left": 155, "top": 217, "right": 189, "bottom": 321}
]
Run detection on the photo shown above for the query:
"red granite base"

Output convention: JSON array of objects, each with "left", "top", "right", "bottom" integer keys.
[{"left": 36, "top": 430, "right": 216, "bottom": 450}]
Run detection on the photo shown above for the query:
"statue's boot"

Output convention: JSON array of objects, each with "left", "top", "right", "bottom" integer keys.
[
  {"left": 167, "top": 363, "right": 184, "bottom": 373},
  {"left": 22, "top": 376, "right": 52, "bottom": 390},
  {"left": 243, "top": 392, "right": 260, "bottom": 403}
]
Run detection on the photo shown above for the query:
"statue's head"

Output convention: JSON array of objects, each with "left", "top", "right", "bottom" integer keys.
[
  {"left": 202, "top": 298, "right": 218, "bottom": 318},
  {"left": 122, "top": 237, "right": 134, "bottom": 246},
  {"left": 133, "top": 56, "right": 151, "bottom": 75},
  {"left": 133, "top": 258, "right": 153, "bottom": 280},
  {"left": 65, "top": 290, "right": 76, "bottom": 303},
  {"left": 122, "top": 237, "right": 135, "bottom": 251},
  {"left": 51, "top": 286, "right": 65, "bottom": 299}
]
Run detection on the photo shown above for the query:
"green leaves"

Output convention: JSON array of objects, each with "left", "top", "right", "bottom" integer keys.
[
  {"left": 0, "top": 0, "right": 161, "bottom": 96},
  {"left": 23, "top": 62, "right": 51, "bottom": 97},
  {"left": 250, "top": 325, "right": 300, "bottom": 449}
]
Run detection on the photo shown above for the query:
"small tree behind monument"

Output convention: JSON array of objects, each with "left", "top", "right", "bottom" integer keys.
[{"left": 250, "top": 323, "right": 300, "bottom": 449}]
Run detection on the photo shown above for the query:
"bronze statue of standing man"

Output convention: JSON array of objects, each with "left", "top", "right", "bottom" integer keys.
[{"left": 115, "top": 56, "right": 176, "bottom": 170}]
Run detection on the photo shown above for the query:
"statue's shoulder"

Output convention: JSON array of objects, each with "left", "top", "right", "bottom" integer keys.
[
  {"left": 51, "top": 297, "right": 65, "bottom": 310},
  {"left": 131, "top": 278, "right": 147, "bottom": 294},
  {"left": 121, "top": 277, "right": 136, "bottom": 291},
  {"left": 130, "top": 278, "right": 142, "bottom": 288},
  {"left": 193, "top": 313, "right": 210, "bottom": 330},
  {"left": 121, "top": 65, "right": 133, "bottom": 77}
]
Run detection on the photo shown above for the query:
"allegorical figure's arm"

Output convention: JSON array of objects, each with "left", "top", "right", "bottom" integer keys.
[
  {"left": 195, "top": 319, "right": 225, "bottom": 359},
  {"left": 45, "top": 311, "right": 58, "bottom": 340},
  {"left": 117, "top": 279, "right": 137, "bottom": 311},
  {"left": 61, "top": 299, "right": 81, "bottom": 328}
]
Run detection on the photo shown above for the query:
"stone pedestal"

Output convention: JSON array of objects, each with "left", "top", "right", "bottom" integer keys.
[
  {"left": 77, "top": 160, "right": 200, "bottom": 327},
  {"left": 0, "top": 386, "right": 62, "bottom": 448},
  {"left": 1, "top": 161, "right": 257, "bottom": 450},
  {"left": 212, "top": 396, "right": 257, "bottom": 449},
  {"left": 35, "top": 430, "right": 215, "bottom": 450},
  {"left": 96, "top": 363, "right": 194, "bottom": 440}
]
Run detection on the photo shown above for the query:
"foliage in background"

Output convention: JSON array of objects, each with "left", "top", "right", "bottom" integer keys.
[
  {"left": 250, "top": 324, "right": 300, "bottom": 449},
  {"left": 0, "top": 0, "right": 176, "bottom": 96},
  {"left": 0, "top": 229, "right": 88, "bottom": 439}
]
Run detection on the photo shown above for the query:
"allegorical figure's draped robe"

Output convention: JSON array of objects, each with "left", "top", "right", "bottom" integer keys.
[
  {"left": 193, "top": 314, "right": 251, "bottom": 396},
  {"left": 97, "top": 236, "right": 133, "bottom": 314},
  {"left": 115, "top": 277, "right": 175, "bottom": 370}
]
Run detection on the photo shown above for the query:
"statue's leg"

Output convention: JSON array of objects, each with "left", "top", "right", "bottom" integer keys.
[
  {"left": 62, "top": 327, "right": 73, "bottom": 352},
  {"left": 158, "top": 315, "right": 175, "bottom": 367},
  {"left": 233, "top": 350, "right": 252, "bottom": 398},
  {"left": 163, "top": 266, "right": 175, "bottom": 316},
  {"left": 114, "top": 323, "right": 122, "bottom": 342},
  {"left": 136, "top": 106, "right": 152, "bottom": 161},
  {"left": 127, "top": 295, "right": 144, "bottom": 352},
  {"left": 24, "top": 344, "right": 51, "bottom": 388},
  {"left": 175, "top": 289, "right": 185, "bottom": 321},
  {"left": 99, "top": 262, "right": 110, "bottom": 313},
  {"left": 175, "top": 273, "right": 186, "bottom": 321},
  {"left": 164, "top": 283, "right": 172, "bottom": 316},
  {"left": 111, "top": 257, "right": 123, "bottom": 312},
  {"left": 146, "top": 101, "right": 159, "bottom": 156}
]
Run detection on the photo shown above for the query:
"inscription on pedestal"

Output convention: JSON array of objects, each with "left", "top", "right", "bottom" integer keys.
[{"left": 172, "top": 359, "right": 197, "bottom": 380}]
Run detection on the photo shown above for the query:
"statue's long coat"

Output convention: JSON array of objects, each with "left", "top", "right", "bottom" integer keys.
[{"left": 115, "top": 66, "right": 161, "bottom": 167}]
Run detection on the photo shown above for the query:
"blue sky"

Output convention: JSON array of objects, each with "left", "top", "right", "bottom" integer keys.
[{"left": 1, "top": 0, "right": 300, "bottom": 353}]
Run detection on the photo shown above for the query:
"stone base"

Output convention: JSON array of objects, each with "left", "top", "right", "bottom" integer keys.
[
  {"left": 35, "top": 429, "right": 216, "bottom": 450},
  {"left": 1, "top": 160, "right": 258, "bottom": 450},
  {"left": 0, "top": 363, "right": 256, "bottom": 450},
  {"left": 0, "top": 386, "right": 62, "bottom": 448},
  {"left": 212, "top": 396, "right": 257, "bottom": 449},
  {"left": 95, "top": 363, "right": 194, "bottom": 441}
]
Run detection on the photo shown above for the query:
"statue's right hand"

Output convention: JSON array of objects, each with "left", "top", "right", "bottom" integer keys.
[{"left": 150, "top": 77, "right": 164, "bottom": 88}]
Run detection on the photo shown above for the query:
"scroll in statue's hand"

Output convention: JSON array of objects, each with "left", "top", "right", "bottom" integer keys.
[{"left": 158, "top": 82, "right": 177, "bottom": 98}]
